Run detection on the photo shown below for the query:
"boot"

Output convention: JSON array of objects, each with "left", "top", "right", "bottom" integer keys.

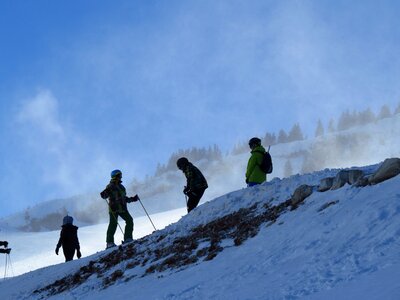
[{"left": 106, "top": 242, "right": 116, "bottom": 249}]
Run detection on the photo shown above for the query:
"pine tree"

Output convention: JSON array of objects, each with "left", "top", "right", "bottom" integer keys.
[
  {"left": 328, "top": 119, "right": 335, "bottom": 133},
  {"left": 277, "top": 129, "right": 288, "bottom": 144},
  {"left": 357, "top": 108, "right": 376, "bottom": 125},
  {"left": 378, "top": 104, "right": 391, "bottom": 119},
  {"left": 337, "top": 110, "right": 352, "bottom": 131},
  {"left": 288, "top": 123, "right": 304, "bottom": 142},
  {"left": 315, "top": 119, "right": 324, "bottom": 137},
  {"left": 24, "top": 208, "right": 31, "bottom": 222},
  {"left": 232, "top": 141, "right": 247, "bottom": 155},
  {"left": 263, "top": 132, "right": 276, "bottom": 146},
  {"left": 395, "top": 103, "right": 400, "bottom": 114}
]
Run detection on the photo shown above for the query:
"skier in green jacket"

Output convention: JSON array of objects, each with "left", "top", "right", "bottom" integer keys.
[
  {"left": 246, "top": 137, "right": 267, "bottom": 186},
  {"left": 177, "top": 157, "right": 208, "bottom": 213},
  {"left": 100, "top": 169, "right": 139, "bottom": 249}
]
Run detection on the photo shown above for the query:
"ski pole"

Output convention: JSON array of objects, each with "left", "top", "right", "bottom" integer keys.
[
  {"left": 3, "top": 254, "right": 7, "bottom": 279},
  {"left": 184, "top": 186, "right": 188, "bottom": 206},
  {"left": 6, "top": 253, "right": 14, "bottom": 278},
  {"left": 137, "top": 197, "right": 157, "bottom": 231},
  {"left": 103, "top": 198, "right": 125, "bottom": 236}
]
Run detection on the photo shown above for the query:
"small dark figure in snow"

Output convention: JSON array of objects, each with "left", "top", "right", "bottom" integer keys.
[
  {"left": 100, "top": 169, "right": 139, "bottom": 249},
  {"left": 55, "top": 215, "right": 81, "bottom": 262},
  {"left": 0, "top": 241, "right": 11, "bottom": 254},
  {"left": 176, "top": 157, "right": 208, "bottom": 213}
]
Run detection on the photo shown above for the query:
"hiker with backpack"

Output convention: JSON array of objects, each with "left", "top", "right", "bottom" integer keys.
[
  {"left": 55, "top": 215, "right": 81, "bottom": 262},
  {"left": 246, "top": 137, "right": 272, "bottom": 187},
  {"left": 100, "top": 169, "right": 139, "bottom": 249},
  {"left": 176, "top": 157, "right": 208, "bottom": 213},
  {"left": 0, "top": 241, "right": 11, "bottom": 254}
]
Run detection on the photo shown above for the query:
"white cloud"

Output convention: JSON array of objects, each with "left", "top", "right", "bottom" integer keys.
[
  {"left": 17, "top": 89, "right": 65, "bottom": 138},
  {"left": 15, "top": 89, "right": 130, "bottom": 200}
]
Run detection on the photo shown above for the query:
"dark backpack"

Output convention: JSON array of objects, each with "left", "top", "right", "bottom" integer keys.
[{"left": 256, "top": 147, "right": 273, "bottom": 174}]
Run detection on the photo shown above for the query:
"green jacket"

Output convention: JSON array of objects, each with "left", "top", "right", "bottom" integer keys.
[
  {"left": 246, "top": 145, "right": 267, "bottom": 184},
  {"left": 101, "top": 178, "right": 128, "bottom": 213},
  {"left": 183, "top": 163, "right": 208, "bottom": 191}
]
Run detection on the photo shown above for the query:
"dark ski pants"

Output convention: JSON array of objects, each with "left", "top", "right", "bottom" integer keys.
[
  {"left": 63, "top": 247, "right": 75, "bottom": 262},
  {"left": 107, "top": 210, "right": 133, "bottom": 243},
  {"left": 187, "top": 188, "right": 206, "bottom": 213}
]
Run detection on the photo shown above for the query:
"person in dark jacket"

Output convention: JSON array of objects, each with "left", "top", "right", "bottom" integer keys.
[
  {"left": 55, "top": 215, "right": 81, "bottom": 262},
  {"left": 100, "top": 169, "right": 139, "bottom": 249},
  {"left": 176, "top": 157, "right": 208, "bottom": 213},
  {"left": 0, "top": 241, "right": 11, "bottom": 254},
  {"left": 246, "top": 137, "right": 267, "bottom": 187}
]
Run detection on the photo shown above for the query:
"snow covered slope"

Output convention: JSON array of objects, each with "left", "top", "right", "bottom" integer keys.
[
  {"left": 1, "top": 160, "right": 400, "bottom": 299},
  {"left": 2, "top": 114, "right": 400, "bottom": 232},
  {"left": 0, "top": 208, "right": 187, "bottom": 277}
]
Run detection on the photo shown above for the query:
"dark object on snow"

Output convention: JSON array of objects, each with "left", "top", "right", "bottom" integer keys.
[
  {"left": 0, "top": 248, "right": 11, "bottom": 254},
  {"left": 331, "top": 169, "right": 365, "bottom": 190},
  {"left": 177, "top": 157, "right": 208, "bottom": 213},
  {"left": 317, "top": 200, "right": 339, "bottom": 212},
  {"left": 0, "top": 241, "right": 11, "bottom": 254},
  {"left": 369, "top": 158, "right": 400, "bottom": 185},
  {"left": 331, "top": 170, "right": 350, "bottom": 190},
  {"left": 55, "top": 217, "right": 81, "bottom": 262},
  {"left": 318, "top": 177, "right": 334, "bottom": 192},
  {"left": 291, "top": 184, "right": 313, "bottom": 208}
]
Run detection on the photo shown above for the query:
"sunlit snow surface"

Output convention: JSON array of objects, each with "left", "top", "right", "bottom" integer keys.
[
  {"left": 0, "top": 207, "right": 187, "bottom": 276},
  {"left": 1, "top": 164, "right": 400, "bottom": 300}
]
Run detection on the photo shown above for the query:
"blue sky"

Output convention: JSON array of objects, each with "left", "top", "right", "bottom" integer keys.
[{"left": 1, "top": 0, "right": 400, "bottom": 217}]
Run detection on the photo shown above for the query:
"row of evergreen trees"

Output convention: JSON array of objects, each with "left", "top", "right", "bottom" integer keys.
[
  {"left": 154, "top": 103, "right": 400, "bottom": 177},
  {"left": 155, "top": 145, "right": 223, "bottom": 175},
  {"left": 234, "top": 103, "right": 400, "bottom": 155},
  {"left": 316, "top": 104, "right": 399, "bottom": 137}
]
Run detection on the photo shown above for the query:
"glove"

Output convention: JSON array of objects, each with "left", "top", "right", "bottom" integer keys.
[
  {"left": 130, "top": 195, "right": 139, "bottom": 202},
  {"left": 77, "top": 250, "right": 82, "bottom": 259},
  {"left": 100, "top": 190, "right": 108, "bottom": 199},
  {"left": 55, "top": 247, "right": 59, "bottom": 255},
  {"left": 183, "top": 186, "right": 190, "bottom": 195}
]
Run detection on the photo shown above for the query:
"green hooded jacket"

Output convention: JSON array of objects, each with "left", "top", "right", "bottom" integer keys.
[
  {"left": 101, "top": 178, "right": 128, "bottom": 213},
  {"left": 246, "top": 145, "right": 267, "bottom": 184}
]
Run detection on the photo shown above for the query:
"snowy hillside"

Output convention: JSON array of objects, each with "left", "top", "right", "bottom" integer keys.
[
  {"left": 1, "top": 113, "right": 400, "bottom": 232},
  {"left": 1, "top": 159, "right": 400, "bottom": 299}
]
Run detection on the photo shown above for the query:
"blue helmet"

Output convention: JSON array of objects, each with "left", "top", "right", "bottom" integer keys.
[{"left": 111, "top": 169, "right": 122, "bottom": 178}]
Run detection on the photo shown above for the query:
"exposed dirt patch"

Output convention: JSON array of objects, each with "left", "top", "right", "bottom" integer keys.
[{"left": 34, "top": 197, "right": 300, "bottom": 298}]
